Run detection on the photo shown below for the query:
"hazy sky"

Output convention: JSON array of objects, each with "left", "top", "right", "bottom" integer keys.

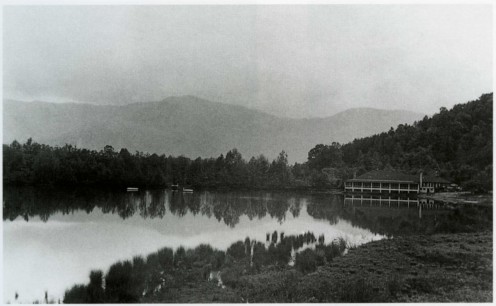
[{"left": 3, "top": 5, "right": 493, "bottom": 118}]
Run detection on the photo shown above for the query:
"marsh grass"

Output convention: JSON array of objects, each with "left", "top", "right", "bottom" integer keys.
[{"left": 63, "top": 232, "right": 349, "bottom": 303}]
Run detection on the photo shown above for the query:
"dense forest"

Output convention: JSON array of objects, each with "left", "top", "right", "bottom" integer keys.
[
  {"left": 306, "top": 93, "right": 493, "bottom": 191},
  {"left": 3, "top": 93, "right": 492, "bottom": 192},
  {"left": 3, "top": 140, "right": 298, "bottom": 189}
]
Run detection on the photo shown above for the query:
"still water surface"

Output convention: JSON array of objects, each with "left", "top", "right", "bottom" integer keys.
[{"left": 2, "top": 187, "right": 475, "bottom": 303}]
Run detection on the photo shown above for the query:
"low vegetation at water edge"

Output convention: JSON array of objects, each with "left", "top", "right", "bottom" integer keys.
[{"left": 63, "top": 232, "right": 347, "bottom": 303}]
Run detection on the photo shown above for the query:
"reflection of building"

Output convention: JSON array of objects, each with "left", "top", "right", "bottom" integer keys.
[
  {"left": 344, "top": 194, "right": 445, "bottom": 220},
  {"left": 344, "top": 170, "right": 450, "bottom": 194},
  {"left": 344, "top": 194, "right": 439, "bottom": 208}
]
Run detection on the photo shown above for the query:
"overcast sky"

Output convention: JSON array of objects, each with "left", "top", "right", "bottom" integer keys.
[{"left": 3, "top": 5, "right": 493, "bottom": 118}]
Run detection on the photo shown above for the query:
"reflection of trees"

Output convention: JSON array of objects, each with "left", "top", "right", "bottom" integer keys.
[
  {"left": 199, "top": 192, "right": 214, "bottom": 218},
  {"left": 187, "top": 193, "right": 201, "bottom": 216},
  {"left": 4, "top": 188, "right": 292, "bottom": 228},
  {"left": 169, "top": 192, "right": 187, "bottom": 217},
  {"left": 288, "top": 197, "right": 302, "bottom": 218},
  {"left": 214, "top": 201, "right": 240, "bottom": 228},
  {"left": 7, "top": 187, "right": 486, "bottom": 236},
  {"left": 305, "top": 195, "right": 341, "bottom": 225},
  {"left": 305, "top": 194, "right": 491, "bottom": 236},
  {"left": 340, "top": 204, "right": 492, "bottom": 235},
  {"left": 3, "top": 188, "right": 326, "bottom": 227},
  {"left": 117, "top": 193, "right": 138, "bottom": 219},
  {"left": 340, "top": 205, "right": 437, "bottom": 235},
  {"left": 266, "top": 197, "right": 288, "bottom": 224},
  {"left": 147, "top": 190, "right": 166, "bottom": 218}
]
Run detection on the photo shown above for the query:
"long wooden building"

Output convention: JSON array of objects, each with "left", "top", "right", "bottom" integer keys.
[{"left": 344, "top": 170, "right": 450, "bottom": 194}]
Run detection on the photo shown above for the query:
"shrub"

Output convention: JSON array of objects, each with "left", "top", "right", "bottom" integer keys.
[
  {"left": 210, "top": 250, "right": 226, "bottom": 270},
  {"left": 314, "top": 248, "right": 326, "bottom": 266},
  {"left": 295, "top": 249, "right": 318, "bottom": 274},
  {"left": 227, "top": 241, "right": 247, "bottom": 260},
  {"left": 337, "top": 278, "right": 375, "bottom": 302},
  {"left": 221, "top": 265, "right": 244, "bottom": 289},
  {"left": 272, "top": 231, "right": 278, "bottom": 244},
  {"left": 174, "top": 246, "right": 187, "bottom": 267},
  {"left": 275, "top": 240, "right": 292, "bottom": 264},
  {"left": 130, "top": 256, "right": 147, "bottom": 298},
  {"left": 105, "top": 260, "right": 139, "bottom": 303},
  {"left": 157, "top": 247, "right": 174, "bottom": 269},
  {"left": 63, "top": 284, "right": 88, "bottom": 303},
  {"left": 252, "top": 242, "right": 267, "bottom": 269},
  {"left": 244, "top": 237, "right": 251, "bottom": 254},
  {"left": 386, "top": 274, "right": 403, "bottom": 297},
  {"left": 87, "top": 270, "right": 105, "bottom": 303},
  {"left": 318, "top": 234, "right": 325, "bottom": 245}
]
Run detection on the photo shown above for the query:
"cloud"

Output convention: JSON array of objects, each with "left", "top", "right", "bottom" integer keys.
[{"left": 3, "top": 5, "right": 492, "bottom": 118}]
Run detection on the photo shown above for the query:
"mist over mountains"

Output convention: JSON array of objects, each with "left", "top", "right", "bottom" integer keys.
[{"left": 4, "top": 96, "right": 424, "bottom": 162}]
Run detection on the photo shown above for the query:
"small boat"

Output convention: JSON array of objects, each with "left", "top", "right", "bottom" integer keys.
[
  {"left": 182, "top": 188, "right": 193, "bottom": 193},
  {"left": 127, "top": 187, "right": 139, "bottom": 192}
]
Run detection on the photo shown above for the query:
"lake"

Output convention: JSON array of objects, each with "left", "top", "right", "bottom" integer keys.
[{"left": 3, "top": 187, "right": 488, "bottom": 303}]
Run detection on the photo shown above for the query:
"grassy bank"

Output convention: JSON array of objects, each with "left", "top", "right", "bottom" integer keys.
[
  {"left": 137, "top": 231, "right": 491, "bottom": 303},
  {"left": 295, "top": 231, "right": 492, "bottom": 302}
]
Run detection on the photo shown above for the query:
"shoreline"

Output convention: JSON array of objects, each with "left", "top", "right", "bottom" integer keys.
[
  {"left": 420, "top": 192, "right": 493, "bottom": 206},
  {"left": 6, "top": 184, "right": 494, "bottom": 201}
]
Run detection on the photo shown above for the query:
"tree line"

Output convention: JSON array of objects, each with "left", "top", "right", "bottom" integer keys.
[
  {"left": 3, "top": 93, "right": 492, "bottom": 191},
  {"left": 306, "top": 93, "right": 493, "bottom": 192},
  {"left": 3, "top": 139, "right": 314, "bottom": 188}
]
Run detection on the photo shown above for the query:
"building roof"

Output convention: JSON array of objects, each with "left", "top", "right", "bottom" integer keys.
[
  {"left": 347, "top": 170, "right": 450, "bottom": 184},
  {"left": 422, "top": 175, "right": 450, "bottom": 184},
  {"left": 347, "top": 170, "right": 417, "bottom": 183}
]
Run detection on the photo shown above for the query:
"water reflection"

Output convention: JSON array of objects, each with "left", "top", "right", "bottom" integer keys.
[
  {"left": 4, "top": 188, "right": 305, "bottom": 228},
  {"left": 4, "top": 187, "right": 492, "bottom": 237},
  {"left": 338, "top": 194, "right": 491, "bottom": 236},
  {"left": 4, "top": 187, "right": 383, "bottom": 303},
  {"left": 3, "top": 187, "right": 491, "bottom": 303},
  {"left": 344, "top": 194, "right": 440, "bottom": 209}
]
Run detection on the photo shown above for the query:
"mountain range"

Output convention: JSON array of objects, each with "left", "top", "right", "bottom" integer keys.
[{"left": 3, "top": 96, "right": 424, "bottom": 163}]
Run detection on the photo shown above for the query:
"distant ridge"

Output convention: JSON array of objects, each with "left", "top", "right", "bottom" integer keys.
[{"left": 3, "top": 96, "right": 424, "bottom": 162}]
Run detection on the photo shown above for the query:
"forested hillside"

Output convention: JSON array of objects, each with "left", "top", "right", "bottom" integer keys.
[
  {"left": 307, "top": 93, "right": 493, "bottom": 191},
  {"left": 3, "top": 94, "right": 492, "bottom": 192},
  {"left": 3, "top": 96, "right": 423, "bottom": 163}
]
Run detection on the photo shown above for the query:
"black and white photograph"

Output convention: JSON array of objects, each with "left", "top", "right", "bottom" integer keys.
[{"left": 2, "top": 2, "right": 493, "bottom": 303}]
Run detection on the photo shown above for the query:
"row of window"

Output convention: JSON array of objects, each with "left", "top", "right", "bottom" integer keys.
[
  {"left": 422, "top": 183, "right": 444, "bottom": 187},
  {"left": 345, "top": 182, "right": 446, "bottom": 188},
  {"left": 345, "top": 182, "right": 418, "bottom": 189}
]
